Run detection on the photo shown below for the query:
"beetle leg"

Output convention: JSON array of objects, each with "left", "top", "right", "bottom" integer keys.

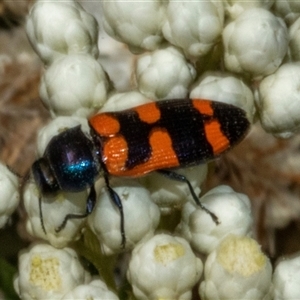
[
  {"left": 157, "top": 169, "right": 220, "bottom": 225},
  {"left": 103, "top": 173, "right": 126, "bottom": 249},
  {"left": 39, "top": 193, "right": 47, "bottom": 234},
  {"left": 55, "top": 184, "right": 97, "bottom": 233}
]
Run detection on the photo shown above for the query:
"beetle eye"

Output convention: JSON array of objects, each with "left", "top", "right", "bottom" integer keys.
[{"left": 32, "top": 158, "right": 59, "bottom": 194}]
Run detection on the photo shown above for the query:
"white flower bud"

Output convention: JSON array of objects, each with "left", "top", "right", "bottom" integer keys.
[
  {"left": 98, "top": 30, "right": 135, "bottom": 91},
  {"left": 14, "top": 243, "right": 91, "bottom": 300},
  {"left": 102, "top": 0, "right": 166, "bottom": 53},
  {"left": 39, "top": 54, "right": 109, "bottom": 118},
  {"left": 190, "top": 72, "right": 255, "bottom": 122},
  {"left": 199, "top": 235, "right": 273, "bottom": 300},
  {"left": 289, "top": 17, "right": 300, "bottom": 61},
  {"left": 127, "top": 234, "right": 203, "bottom": 300},
  {"left": 100, "top": 91, "right": 152, "bottom": 112},
  {"left": 257, "top": 62, "right": 300, "bottom": 138},
  {"left": 224, "top": 0, "right": 274, "bottom": 20},
  {"left": 274, "top": 0, "right": 300, "bottom": 25},
  {"left": 273, "top": 255, "right": 300, "bottom": 300},
  {"left": 0, "top": 163, "right": 19, "bottom": 228},
  {"left": 135, "top": 46, "right": 196, "bottom": 100},
  {"left": 24, "top": 182, "right": 88, "bottom": 248},
  {"left": 223, "top": 8, "right": 288, "bottom": 78},
  {"left": 26, "top": 0, "right": 99, "bottom": 65},
  {"left": 61, "top": 278, "right": 119, "bottom": 300},
  {"left": 177, "top": 185, "right": 253, "bottom": 255},
  {"left": 35, "top": 116, "right": 89, "bottom": 157},
  {"left": 88, "top": 179, "right": 161, "bottom": 255},
  {"left": 140, "top": 165, "right": 207, "bottom": 215},
  {"left": 162, "top": 0, "right": 224, "bottom": 59}
]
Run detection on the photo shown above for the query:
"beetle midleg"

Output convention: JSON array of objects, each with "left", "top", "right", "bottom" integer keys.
[{"left": 157, "top": 169, "right": 220, "bottom": 225}]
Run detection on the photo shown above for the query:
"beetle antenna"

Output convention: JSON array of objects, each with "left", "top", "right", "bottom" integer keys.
[
  {"left": 104, "top": 174, "right": 126, "bottom": 249},
  {"left": 19, "top": 169, "right": 47, "bottom": 235},
  {"left": 39, "top": 193, "right": 47, "bottom": 234}
]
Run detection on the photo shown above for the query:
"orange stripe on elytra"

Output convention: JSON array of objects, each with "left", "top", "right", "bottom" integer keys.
[
  {"left": 204, "top": 120, "right": 230, "bottom": 155},
  {"left": 148, "top": 129, "right": 179, "bottom": 166},
  {"left": 106, "top": 128, "right": 180, "bottom": 177},
  {"left": 135, "top": 102, "right": 161, "bottom": 124},
  {"left": 89, "top": 114, "right": 120, "bottom": 137},
  {"left": 103, "top": 136, "right": 128, "bottom": 174},
  {"left": 192, "top": 99, "right": 214, "bottom": 116}
]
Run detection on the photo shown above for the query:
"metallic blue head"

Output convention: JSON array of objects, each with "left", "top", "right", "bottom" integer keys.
[{"left": 32, "top": 126, "right": 101, "bottom": 194}]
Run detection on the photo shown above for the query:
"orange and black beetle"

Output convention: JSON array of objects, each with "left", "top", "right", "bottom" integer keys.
[{"left": 32, "top": 98, "right": 250, "bottom": 246}]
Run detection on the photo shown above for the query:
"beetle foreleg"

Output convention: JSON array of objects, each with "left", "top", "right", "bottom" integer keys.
[{"left": 55, "top": 184, "right": 97, "bottom": 233}]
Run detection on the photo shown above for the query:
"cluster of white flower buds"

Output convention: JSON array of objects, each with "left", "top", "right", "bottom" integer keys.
[
  {"left": 1, "top": 0, "right": 299, "bottom": 299},
  {"left": 0, "top": 164, "right": 19, "bottom": 229}
]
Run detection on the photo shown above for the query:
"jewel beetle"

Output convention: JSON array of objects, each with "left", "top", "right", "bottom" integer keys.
[{"left": 32, "top": 98, "right": 250, "bottom": 247}]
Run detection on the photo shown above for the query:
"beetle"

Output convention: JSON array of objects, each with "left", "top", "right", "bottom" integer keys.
[{"left": 32, "top": 98, "right": 250, "bottom": 247}]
